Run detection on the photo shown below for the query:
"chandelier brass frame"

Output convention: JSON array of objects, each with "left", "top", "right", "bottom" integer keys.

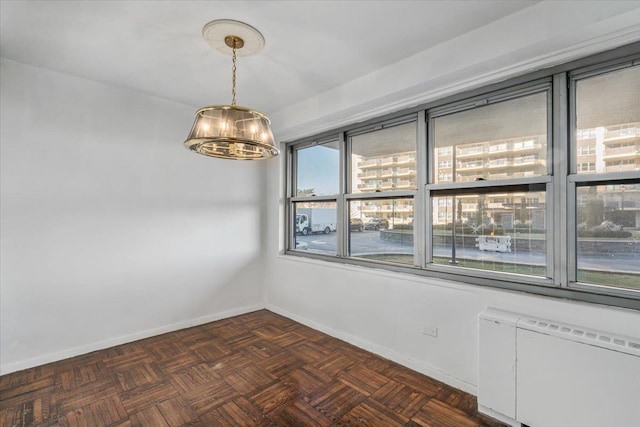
[{"left": 184, "top": 20, "right": 279, "bottom": 160}]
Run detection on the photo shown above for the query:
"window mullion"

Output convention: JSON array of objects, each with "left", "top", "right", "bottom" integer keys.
[
  {"left": 337, "top": 131, "right": 347, "bottom": 257},
  {"left": 425, "top": 112, "right": 435, "bottom": 266},
  {"left": 552, "top": 72, "right": 569, "bottom": 286},
  {"left": 415, "top": 110, "right": 427, "bottom": 268}
]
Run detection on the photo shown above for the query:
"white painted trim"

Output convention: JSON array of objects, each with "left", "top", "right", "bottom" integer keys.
[
  {"left": 266, "top": 303, "right": 477, "bottom": 395},
  {"left": 0, "top": 303, "right": 264, "bottom": 375},
  {"left": 478, "top": 405, "right": 520, "bottom": 427}
]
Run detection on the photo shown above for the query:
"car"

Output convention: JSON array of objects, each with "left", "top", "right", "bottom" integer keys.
[
  {"left": 350, "top": 218, "right": 364, "bottom": 232},
  {"left": 364, "top": 218, "right": 389, "bottom": 231}
]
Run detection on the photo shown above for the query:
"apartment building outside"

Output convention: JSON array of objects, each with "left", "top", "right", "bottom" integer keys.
[{"left": 351, "top": 121, "right": 639, "bottom": 229}]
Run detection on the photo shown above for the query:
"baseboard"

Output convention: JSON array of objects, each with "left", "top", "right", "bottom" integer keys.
[
  {"left": 0, "top": 303, "right": 264, "bottom": 375},
  {"left": 478, "top": 405, "right": 521, "bottom": 427},
  {"left": 266, "top": 303, "right": 477, "bottom": 395}
]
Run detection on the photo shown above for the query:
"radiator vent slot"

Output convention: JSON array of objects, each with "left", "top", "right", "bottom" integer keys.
[{"left": 519, "top": 316, "right": 640, "bottom": 356}]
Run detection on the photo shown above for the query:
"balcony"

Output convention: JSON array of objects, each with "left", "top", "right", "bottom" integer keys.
[
  {"left": 605, "top": 163, "right": 638, "bottom": 172},
  {"left": 511, "top": 141, "right": 543, "bottom": 153},
  {"left": 357, "top": 171, "right": 380, "bottom": 179},
  {"left": 380, "top": 157, "right": 395, "bottom": 166},
  {"left": 395, "top": 180, "right": 414, "bottom": 189},
  {"left": 358, "top": 159, "right": 381, "bottom": 169},
  {"left": 602, "top": 145, "right": 640, "bottom": 160},
  {"left": 487, "top": 159, "right": 509, "bottom": 168},
  {"left": 396, "top": 155, "right": 416, "bottom": 164},
  {"left": 380, "top": 182, "right": 395, "bottom": 190},
  {"left": 457, "top": 146, "right": 485, "bottom": 157},
  {"left": 357, "top": 183, "right": 378, "bottom": 190},
  {"left": 457, "top": 161, "right": 485, "bottom": 170},
  {"left": 486, "top": 157, "right": 545, "bottom": 168},
  {"left": 456, "top": 174, "right": 482, "bottom": 182},
  {"left": 604, "top": 125, "right": 640, "bottom": 142},
  {"left": 513, "top": 156, "right": 543, "bottom": 166}
]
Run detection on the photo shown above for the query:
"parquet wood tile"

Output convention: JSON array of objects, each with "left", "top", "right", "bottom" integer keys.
[
  {"left": 412, "top": 399, "right": 483, "bottom": 427},
  {"left": 273, "top": 400, "right": 333, "bottom": 427},
  {"left": 337, "top": 365, "right": 390, "bottom": 397},
  {"left": 200, "top": 396, "right": 263, "bottom": 426},
  {"left": 257, "top": 351, "right": 304, "bottom": 377},
  {"left": 307, "top": 383, "right": 365, "bottom": 422},
  {"left": 340, "top": 399, "right": 409, "bottom": 426},
  {"left": 247, "top": 381, "right": 296, "bottom": 415},
  {"left": 372, "top": 380, "right": 431, "bottom": 419},
  {"left": 1, "top": 309, "right": 507, "bottom": 427}
]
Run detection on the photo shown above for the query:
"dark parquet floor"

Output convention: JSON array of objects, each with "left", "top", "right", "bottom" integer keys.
[{"left": 1, "top": 310, "right": 506, "bottom": 426}]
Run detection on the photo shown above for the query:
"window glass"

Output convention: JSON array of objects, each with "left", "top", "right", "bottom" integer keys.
[
  {"left": 431, "top": 189, "right": 547, "bottom": 277},
  {"left": 575, "top": 66, "right": 640, "bottom": 174},
  {"left": 295, "top": 142, "right": 339, "bottom": 196},
  {"left": 293, "top": 202, "right": 337, "bottom": 255},
  {"left": 351, "top": 122, "right": 417, "bottom": 193},
  {"left": 433, "top": 92, "right": 548, "bottom": 183},
  {"left": 349, "top": 198, "right": 414, "bottom": 264},
  {"left": 576, "top": 183, "right": 640, "bottom": 291}
]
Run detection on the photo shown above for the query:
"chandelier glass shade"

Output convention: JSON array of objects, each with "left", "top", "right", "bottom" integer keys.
[
  {"left": 185, "top": 105, "right": 277, "bottom": 159},
  {"left": 184, "top": 20, "right": 279, "bottom": 160}
]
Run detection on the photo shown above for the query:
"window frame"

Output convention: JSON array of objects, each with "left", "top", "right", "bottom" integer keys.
[
  {"left": 567, "top": 58, "right": 640, "bottom": 299},
  {"left": 283, "top": 42, "right": 640, "bottom": 311},
  {"left": 346, "top": 114, "right": 421, "bottom": 265},
  {"left": 425, "top": 80, "right": 554, "bottom": 287}
]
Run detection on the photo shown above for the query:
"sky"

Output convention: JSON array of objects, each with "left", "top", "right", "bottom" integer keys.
[{"left": 296, "top": 145, "right": 339, "bottom": 196}]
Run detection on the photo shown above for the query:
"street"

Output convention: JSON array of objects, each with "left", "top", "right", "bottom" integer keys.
[{"left": 294, "top": 230, "right": 640, "bottom": 274}]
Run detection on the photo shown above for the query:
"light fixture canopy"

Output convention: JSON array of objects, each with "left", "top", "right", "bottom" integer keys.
[{"left": 184, "top": 20, "right": 278, "bottom": 160}]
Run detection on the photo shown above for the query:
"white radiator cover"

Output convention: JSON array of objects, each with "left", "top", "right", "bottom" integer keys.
[{"left": 478, "top": 309, "right": 640, "bottom": 427}]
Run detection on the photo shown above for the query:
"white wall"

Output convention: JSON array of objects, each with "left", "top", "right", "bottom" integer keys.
[
  {"left": 0, "top": 58, "right": 268, "bottom": 373},
  {"left": 265, "top": 254, "right": 640, "bottom": 393},
  {"left": 264, "top": 2, "right": 640, "bottom": 395}
]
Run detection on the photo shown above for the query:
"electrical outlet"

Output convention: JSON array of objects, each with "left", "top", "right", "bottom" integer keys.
[{"left": 422, "top": 325, "right": 438, "bottom": 337}]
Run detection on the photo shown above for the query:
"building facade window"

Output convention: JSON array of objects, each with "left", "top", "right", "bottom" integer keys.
[{"left": 285, "top": 45, "right": 640, "bottom": 309}]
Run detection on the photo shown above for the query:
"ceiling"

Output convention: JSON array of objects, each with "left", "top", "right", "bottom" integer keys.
[{"left": 0, "top": 0, "right": 540, "bottom": 116}]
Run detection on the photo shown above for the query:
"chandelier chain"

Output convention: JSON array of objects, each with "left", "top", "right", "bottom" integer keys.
[{"left": 231, "top": 45, "right": 237, "bottom": 106}]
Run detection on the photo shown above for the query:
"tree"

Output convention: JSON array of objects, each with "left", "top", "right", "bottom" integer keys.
[
  {"left": 475, "top": 198, "right": 484, "bottom": 226},
  {"left": 456, "top": 199, "right": 463, "bottom": 225},
  {"left": 518, "top": 197, "right": 528, "bottom": 223},
  {"left": 297, "top": 188, "right": 315, "bottom": 197},
  {"left": 585, "top": 197, "right": 604, "bottom": 228}
]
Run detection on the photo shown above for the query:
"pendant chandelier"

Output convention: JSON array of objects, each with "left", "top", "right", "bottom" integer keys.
[{"left": 184, "top": 20, "right": 279, "bottom": 160}]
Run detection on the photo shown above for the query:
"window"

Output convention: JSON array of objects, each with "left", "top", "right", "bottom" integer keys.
[
  {"left": 432, "top": 91, "right": 548, "bottom": 183},
  {"left": 295, "top": 142, "right": 339, "bottom": 196},
  {"left": 351, "top": 122, "right": 417, "bottom": 193},
  {"left": 428, "top": 85, "right": 551, "bottom": 283},
  {"left": 291, "top": 140, "right": 340, "bottom": 256},
  {"left": 578, "top": 145, "right": 596, "bottom": 156},
  {"left": 431, "top": 188, "right": 546, "bottom": 277},
  {"left": 570, "top": 63, "right": 640, "bottom": 295},
  {"left": 348, "top": 120, "right": 418, "bottom": 265},
  {"left": 286, "top": 45, "right": 640, "bottom": 309},
  {"left": 578, "top": 162, "right": 596, "bottom": 172},
  {"left": 349, "top": 198, "right": 414, "bottom": 265}
]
